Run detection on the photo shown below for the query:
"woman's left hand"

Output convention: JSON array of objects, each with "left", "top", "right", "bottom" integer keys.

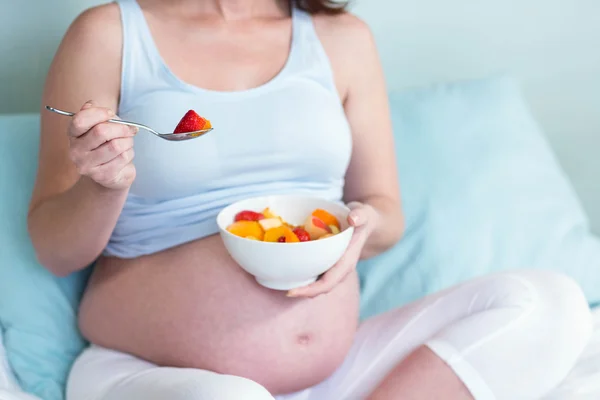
[{"left": 286, "top": 201, "right": 379, "bottom": 298}]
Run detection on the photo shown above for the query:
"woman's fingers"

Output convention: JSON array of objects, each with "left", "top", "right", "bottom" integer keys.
[
  {"left": 66, "top": 102, "right": 138, "bottom": 190},
  {"left": 87, "top": 148, "right": 136, "bottom": 187},
  {"left": 287, "top": 226, "right": 368, "bottom": 298},
  {"left": 77, "top": 121, "right": 137, "bottom": 151},
  {"left": 287, "top": 261, "right": 353, "bottom": 298},
  {"left": 68, "top": 105, "right": 114, "bottom": 138},
  {"left": 87, "top": 137, "right": 134, "bottom": 167}
]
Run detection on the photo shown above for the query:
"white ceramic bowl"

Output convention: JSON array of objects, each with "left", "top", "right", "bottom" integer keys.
[{"left": 217, "top": 195, "right": 354, "bottom": 290}]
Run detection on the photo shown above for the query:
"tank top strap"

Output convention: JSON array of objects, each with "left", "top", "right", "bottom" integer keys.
[
  {"left": 116, "top": 0, "right": 164, "bottom": 113},
  {"left": 287, "top": 8, "right": 339, "bottom": 97}
]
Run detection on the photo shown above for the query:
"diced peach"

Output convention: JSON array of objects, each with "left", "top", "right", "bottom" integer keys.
[
  {"left": 227, "top": 221, "right": 264, "bottom": 240},
  {"left": 312, "top": 209, "right": 340, "bottom": 229},
  {"left": 258, "top": 218, "right": 283, "bottom": 231},
  {"left": 264, "top": 226, "right": 300, "bottom": 243},
  {"left": 262, "top": 207, "right": 278, "bottom": 219},
  {"left": 303, "top": 215, "right": 332, "bottom": 240}
]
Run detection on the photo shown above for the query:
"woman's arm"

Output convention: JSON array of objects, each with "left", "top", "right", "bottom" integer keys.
[
  {"left": 27, "top": 5, "right": 131, "bottom": 276},
  {"left": 317, "top": 13, "right": 404, "bottom": 259},
  {"left": 341, "top": 20, "right": 403, "bottom": 259}
]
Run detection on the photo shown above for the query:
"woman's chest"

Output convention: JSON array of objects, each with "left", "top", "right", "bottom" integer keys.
[
  {"left": 152, "top": 19, "right": 293, "bottom": 93},
  {"left": 122, "top": 85, "right": 352, "bottom": 199}
]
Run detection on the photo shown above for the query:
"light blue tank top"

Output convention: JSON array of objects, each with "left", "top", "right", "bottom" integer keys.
[{"left": 106, "top": 0, "right": 352, "bottom": 258}]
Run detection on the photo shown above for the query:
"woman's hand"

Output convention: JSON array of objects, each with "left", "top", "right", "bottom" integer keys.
[
  {"left": 68, "top": 101, "right": 138, "bottom": 190},
  {"left": 287, "top": 201, "right": 380, "bottom": 298}
]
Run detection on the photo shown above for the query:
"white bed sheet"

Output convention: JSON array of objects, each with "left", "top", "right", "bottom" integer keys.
[{"left": 1, "top": 308, "right": 600, "bottom": 400}]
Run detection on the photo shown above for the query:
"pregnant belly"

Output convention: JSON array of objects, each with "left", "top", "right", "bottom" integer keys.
[{"left": 78, "top": 235, "right": 360, "bottom": 394}]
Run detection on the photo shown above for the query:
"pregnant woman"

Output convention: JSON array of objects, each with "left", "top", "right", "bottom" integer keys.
[{"left": 28, "top": 0, "right": 592, "bottom": 399}]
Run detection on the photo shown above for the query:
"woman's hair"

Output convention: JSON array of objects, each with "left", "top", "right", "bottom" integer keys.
[{"left": 293, "top": 0, "right": 349, "bottom": 14}]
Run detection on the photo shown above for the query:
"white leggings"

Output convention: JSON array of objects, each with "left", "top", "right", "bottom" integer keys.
[{"left": 67, "top": 270, "right": 593, "bottom": 400}]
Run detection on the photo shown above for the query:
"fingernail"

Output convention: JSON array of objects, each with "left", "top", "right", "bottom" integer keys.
[
  {"left": 350, "top": 214, "right": 359, "bottom": 225},
  {"left": 107, "top": 109, "right": 115, "bottom": 117},
  {"left": 286, "top": 291, "right": 297, "bottom": 297}
]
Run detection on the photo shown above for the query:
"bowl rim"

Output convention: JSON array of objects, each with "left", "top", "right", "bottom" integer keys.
[{"left": 216, "top": 194, "right": 354, "bottom": 246}]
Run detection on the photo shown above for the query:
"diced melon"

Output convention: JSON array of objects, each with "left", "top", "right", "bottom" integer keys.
[
  {"left": 329, "top": 225, "right": 340, "bottom": 234},
  {"left": 259, "top": 217, "right": 283, "bottom": 231}
]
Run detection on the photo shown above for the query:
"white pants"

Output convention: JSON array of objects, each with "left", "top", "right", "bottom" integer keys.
[{"left": 67, "top": 270, "right": 593, "bottom": 400}]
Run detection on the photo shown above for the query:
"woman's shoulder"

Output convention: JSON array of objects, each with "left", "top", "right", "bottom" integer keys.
[
  {"left": 62, "top": 3, "right": 123, "bottom": 56},
  {"left": 312, "top": 11, "right": 376, "bottom": 53},
  {"left": 45, "top": 3, "right": 123, "bottom": 110},
  {"left": 311, "top": 12, "right": 378, "bottom": 99}
]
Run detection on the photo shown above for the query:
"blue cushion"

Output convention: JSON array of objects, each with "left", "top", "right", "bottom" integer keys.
[
  {"left": 0, "top": 115, "right": 90, "bottom": 400},
  {"left": 358, "top": 75, "right": 600, "bottom": 320}
]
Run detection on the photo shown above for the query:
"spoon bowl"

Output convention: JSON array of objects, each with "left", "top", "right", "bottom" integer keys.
[{"left": 45, "top": 106, "right": 213, "bottom": 141}]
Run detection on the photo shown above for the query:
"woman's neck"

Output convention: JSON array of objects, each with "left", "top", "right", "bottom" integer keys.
[{"left": 158, "top": 0, "right": 289, "bottom": 20}]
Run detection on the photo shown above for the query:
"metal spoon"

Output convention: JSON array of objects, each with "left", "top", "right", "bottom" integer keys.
[{"left": 45, "top": 106, "right": 213, "bottom": 142}]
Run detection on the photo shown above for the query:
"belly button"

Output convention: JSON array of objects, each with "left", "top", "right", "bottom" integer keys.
[{"left": 296, "top": 333, "right": 312, "bottom": 345}]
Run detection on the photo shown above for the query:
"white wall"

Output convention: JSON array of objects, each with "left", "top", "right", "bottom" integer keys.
[
  {"left": 1, "top": 0, "right": 599, "bottom": 231},
  {"left": 0, "top": 0, "right": 95, "bottom": 114},
  {"left": 354, "top": 0, "right": 600, "bottom": 233},
  {"left": 353, "top": 0, "right": 600, "bottom": 232}
]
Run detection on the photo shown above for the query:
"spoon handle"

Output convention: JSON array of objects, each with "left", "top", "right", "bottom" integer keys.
[{"left": 45, "top": 106, "right": 159, "bottom": 136}]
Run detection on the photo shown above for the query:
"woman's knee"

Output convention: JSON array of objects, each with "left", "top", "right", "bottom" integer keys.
[
  {"left": 448, "top": 270, "right": 594, "bottom": 398},
  {"left": 521, "top": 270, "right": 591, "bottom": 328},
  {"left": 510, "top": 270, "right": 593, "bottom": 361}
]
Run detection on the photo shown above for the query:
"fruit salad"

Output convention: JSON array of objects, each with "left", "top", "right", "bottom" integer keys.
[
  {"left": 226, "top": 207, "right": 342, "bottom": 242},
  {"left": 174, "top": 110, "right": 212, "bottom": 134}
]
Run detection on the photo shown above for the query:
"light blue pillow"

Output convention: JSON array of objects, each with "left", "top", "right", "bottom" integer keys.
[
  {"left": 358, "top": 75, "right": 600, "bottom": 320},
  {"left": 0, "top": 115, "right": 90, "bottom": 400}
]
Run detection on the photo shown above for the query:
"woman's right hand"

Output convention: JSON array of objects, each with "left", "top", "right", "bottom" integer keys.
[{"left": 68, "top": 101, "right": 138, "bottom": 190}]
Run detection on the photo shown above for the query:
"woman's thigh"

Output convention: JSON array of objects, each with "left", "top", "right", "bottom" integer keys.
[{"left": 289, "top": 269, "right": 592, "bottom": 400}]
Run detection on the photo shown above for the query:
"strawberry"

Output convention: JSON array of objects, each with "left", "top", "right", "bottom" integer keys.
[
  {"left": 174, "top": 110, "right": 209, "bottom": 134},
  {"left": 234, "top": 210, "right": 265, "bottom": 222},
  {"left": 293, "top": 227, "right": 311, "bottom": 242}
]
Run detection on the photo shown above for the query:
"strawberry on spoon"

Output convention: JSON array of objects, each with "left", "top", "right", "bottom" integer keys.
[
  {"left": 45, "top": 106, "right": 213, "bottom": 142},
  {"left": 174, "top": 110, "right": 212, "bottom": 134}
]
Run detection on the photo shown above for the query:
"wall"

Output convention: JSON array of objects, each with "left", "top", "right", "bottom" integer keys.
[
  {"left": 352, "top": 0, "right": 600, "bottom": 232},
  {"left": 2, "top": 0, "right": 599, "bottom": 231}
]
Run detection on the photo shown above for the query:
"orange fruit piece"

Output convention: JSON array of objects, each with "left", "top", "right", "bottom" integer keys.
[
  {"left": 264, "top": 226, "right": 300, "bottom": 243},
  {"left": 312, "top": 209, "right": 340, "bottom": 229},
  {"left": 227, "top": 221, "right": 264, "bottom": 240}
]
